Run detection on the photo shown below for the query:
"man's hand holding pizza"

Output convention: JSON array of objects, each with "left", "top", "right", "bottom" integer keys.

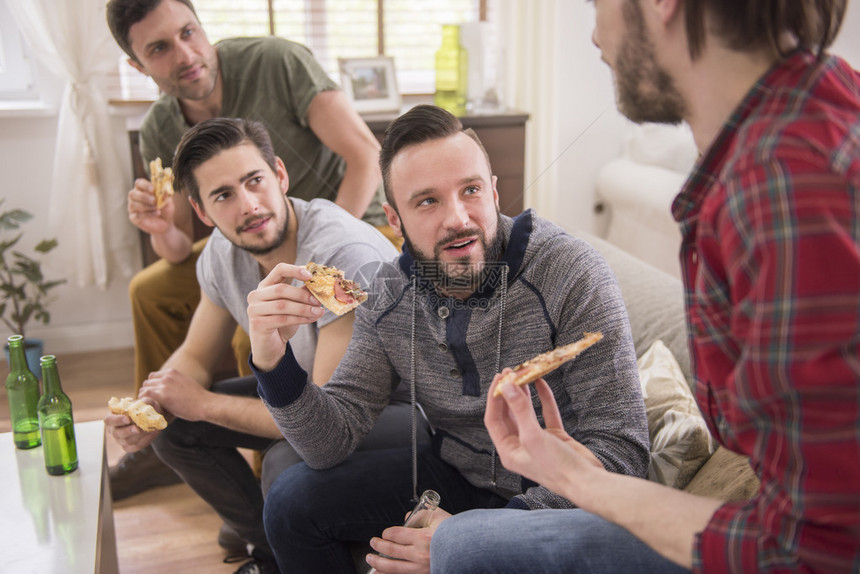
[
  {"left": 247, "top": 263, "right": 325, "bottom": 372},
  {"left": 486, "top": 372, "right": 605, "bottom": 505},
  {"left": 127, "top": 176, "right": 176, "bottom": 235},
  {"left": 139, "top": 368, "right": 208, "bottom": 423},
  {"left": 104, "top": 394, "right": 166, "bottom": 453}
]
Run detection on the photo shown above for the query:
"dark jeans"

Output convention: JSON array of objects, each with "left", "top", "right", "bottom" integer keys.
[
  {"left": 152, "top": 376, "right": 426, "bottom": 560},
  {"left": 152, "top": 376, "right": 277, "bottom": 554},
  {"left": 263, "top": 444, "right": 509, "bottom": 574}
]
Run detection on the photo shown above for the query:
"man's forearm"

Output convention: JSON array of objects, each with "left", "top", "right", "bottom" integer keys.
[
  {"left": 201, "top": 393, "right": 283, "bottom": 439},
  {"left": 572, "top": 468, "right": 723, "bottom": 568},
  {"left": 149, "top": 224, "right": 194, "bottom": 263},
  {"left": 333, "top": 161, "right": 381, "bottom": 218}
]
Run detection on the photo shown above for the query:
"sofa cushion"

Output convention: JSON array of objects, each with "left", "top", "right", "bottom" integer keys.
[
  {"left": 683, "top": 446, "right": 760, "bottom": 501},
  {"left": 638, "top": 340, "right": 713, "bottom": 489}
]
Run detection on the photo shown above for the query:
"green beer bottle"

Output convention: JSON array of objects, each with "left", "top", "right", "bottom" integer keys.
[
  {"left": 5, "top": 335, "right": 41, "bottom": 449},
  {"left": 37, "top": 355, "right": 78, "bottom": 475},
  {"left": 434, "top": 24, "right": 469, "bottom": 116}
]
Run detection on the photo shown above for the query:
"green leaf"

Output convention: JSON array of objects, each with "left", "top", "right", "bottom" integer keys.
[
  {"left": 0, "top": 204, "right": 63, "bottom": 335},
  {"left": 41, "top": 278, "right": 66, "bottom": 290},
  {"left": 0, "top": 209, "right": 32, "bottom": 231},
  {"left": 34, "top": 238, "right": 59, "bottom": 253},
  {"left": 0, "top": 234, "right": 24, "bottom": 255}
]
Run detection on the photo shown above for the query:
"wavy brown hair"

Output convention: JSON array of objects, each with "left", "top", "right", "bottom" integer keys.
[
  {"left": 173, "top": 118, "right": 278, "bottom": 206},
  {"left": 379, "top": 105, "right": 492, "bottom": 211},
  {"left": 682, "top": 0, "right": 847, "bottom": 60},
  {"left": 106, "top": 0, "right": 199, "bottom": 62}
]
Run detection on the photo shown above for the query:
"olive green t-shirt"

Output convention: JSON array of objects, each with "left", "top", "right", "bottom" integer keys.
[{"left": 138, "top": 36, "right": 385, "bottom": 226}]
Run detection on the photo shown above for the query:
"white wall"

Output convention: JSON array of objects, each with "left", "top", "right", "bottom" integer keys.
[
  {"left": 0, "top": 110, "right": 138, "bottom": 353},
  {"left": 832, "top": 2, "right": 860, "bottom": 67},
  {"left": 548, "top": 0, "right": 630, "bottom": 236}
]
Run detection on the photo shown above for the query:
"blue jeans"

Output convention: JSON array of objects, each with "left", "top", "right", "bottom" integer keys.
[
  {"left": 263, "top": 444, "right": 508, "bottom": 574},
  {"left": 430, "top": 508, "right": 691, "bottom": 574}
]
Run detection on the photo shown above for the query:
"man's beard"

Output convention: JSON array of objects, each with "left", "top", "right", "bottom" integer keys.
[
  {"left": 164, "top": 51, "right": 219, "bottom": 101},
  {"left": 614, "top": 1, "right": 686, "bottom": 125},
  {"left": 222, "top": 198, "right": 289, "bottom": 256},
  {"left": 402, "top": 210, "right": 505, "bottom": 296}
]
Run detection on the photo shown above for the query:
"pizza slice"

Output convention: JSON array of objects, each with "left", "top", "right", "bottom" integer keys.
[
  {"left": 492, "top": 332, "right": 604, "bottom": 397},
  {"left": 304, "top": 262, "right": 368, "bottom": 316},
  {"left": 149, "top": 157, "right": 175, "bottom": 209},
  {"left": 108, "top": 396, "right": 168, "bottom": 432}
]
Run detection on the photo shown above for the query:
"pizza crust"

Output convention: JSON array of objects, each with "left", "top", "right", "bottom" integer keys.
[
  {"left": 108, "top": 396, "right": 168, "bottom": 432},
  {"left": 149, "top": 157, "right": 174, "bottom": 209},
  {"left": 304, "top": 262, "right": 368, "bottom": 316},
  {"left": 492, "top": 332, "right": 604, "bottom": 397}
]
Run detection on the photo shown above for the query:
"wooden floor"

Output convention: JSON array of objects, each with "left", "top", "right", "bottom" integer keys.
[{"left": 0, "top": 348, "right": 239, "bottom": 573}]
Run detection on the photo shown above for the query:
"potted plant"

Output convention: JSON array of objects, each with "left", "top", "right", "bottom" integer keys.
[{"left": 0, "top": 200, "right": 65, "bottom": 376}]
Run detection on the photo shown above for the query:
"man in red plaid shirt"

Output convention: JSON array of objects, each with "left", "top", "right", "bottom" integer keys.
[{"left": 433, "top": 1, "right": 860, "bottom": 572}]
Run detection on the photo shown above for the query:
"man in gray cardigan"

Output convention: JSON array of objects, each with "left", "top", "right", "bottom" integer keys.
[{"left": 248, "top": 105, "right": 650, "bottom": 573}]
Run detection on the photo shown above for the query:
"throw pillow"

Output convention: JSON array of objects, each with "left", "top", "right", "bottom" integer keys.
[{"left": 638, "top": 340, "right": 714, "bottom": 489}]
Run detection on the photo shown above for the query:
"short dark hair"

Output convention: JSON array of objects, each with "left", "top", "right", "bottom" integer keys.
[
  {"left": 106, "top": 0, "right": 200, "bottom": 62},
  {"left": 379, "top": 105, "right": 492, "bottom": 210},
  {"left": 173, "top": 118, "right": 278, "bottom": 206},
  {"left": 679, "top": 0, "right": 847, "bottom": 60}
]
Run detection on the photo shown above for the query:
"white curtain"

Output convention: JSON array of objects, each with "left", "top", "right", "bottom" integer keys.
[
  {"left": 7, "top": 0, "right": 138, "bottom": 289},
  {"left": 496, "top": 0, "right": 559, "bottom": 217}
]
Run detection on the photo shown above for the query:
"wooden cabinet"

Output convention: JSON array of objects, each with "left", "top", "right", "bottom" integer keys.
[
  {"left": 363, "top": 110, "right": 529, "bottom": 217},
  {"left": 130, "top": 110, "right": 528, "bottom": 266}
]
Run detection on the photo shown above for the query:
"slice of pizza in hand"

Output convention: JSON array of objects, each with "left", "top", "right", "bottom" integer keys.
[
  {"left": 304, "top": 262, "right": 368, "bottom": 316},
  {"left": 108, "top": 396, "right": 168, "bottom": 432},
  {"left": 492, "top": 332, "right": 604, "bottom": 397},
  {"left": 149, "top": 157, "right": 175, "bottom": 209}
]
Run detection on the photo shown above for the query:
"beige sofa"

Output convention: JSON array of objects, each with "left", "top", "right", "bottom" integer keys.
[{"left": 584, "top": 231, "right": 759, "bottom": 501}]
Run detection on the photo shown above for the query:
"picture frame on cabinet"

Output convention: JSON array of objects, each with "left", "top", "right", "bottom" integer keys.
[{"left": 338, "top": 56, "right": 402, "bottom": 114}]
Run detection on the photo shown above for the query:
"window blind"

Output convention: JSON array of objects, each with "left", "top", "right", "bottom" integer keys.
[{"left": 114, "top": 0, "right": 495, "bottom": 101}]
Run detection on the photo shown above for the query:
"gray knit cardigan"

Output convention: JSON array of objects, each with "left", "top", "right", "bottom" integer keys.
[{"left": 256, "top": 209, "right": 650, "bottom": 509}]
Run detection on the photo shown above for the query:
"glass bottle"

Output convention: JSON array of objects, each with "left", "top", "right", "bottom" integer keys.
[
  {"left": 368, "top": 490, "right": 441, "bottom": 574},
  {"left": 401, "top": 489, "right": 441, "bottom": 528},
  {"left": 434, "top": 24, "right": 468, "bottom": 116},
  {"left": 37, "top": 355, "right": 78, "bottom": 475},
  {"left": 5, "top": 335, "right": 41, "bottom": 449}
]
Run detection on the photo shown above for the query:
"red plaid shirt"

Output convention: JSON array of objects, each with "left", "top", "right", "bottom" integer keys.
[{"left": 673, "top": 50, "right": 860, "bottom": 572}]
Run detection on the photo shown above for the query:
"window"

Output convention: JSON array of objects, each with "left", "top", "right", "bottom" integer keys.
[
  {"left": 192, "top": 0, "right": 493, "bottom": 94},
  {"left": 0, "top": 1, "right": 39, "bottom": 101}
]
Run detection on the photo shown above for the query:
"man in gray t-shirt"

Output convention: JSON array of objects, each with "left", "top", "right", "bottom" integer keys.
[{"left": 104, "top": 118, "right": 419, "bottom": 572}]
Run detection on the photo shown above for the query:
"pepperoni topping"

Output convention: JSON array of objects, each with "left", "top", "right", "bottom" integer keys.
[{"left": 333, "top": 280, "right": 356, "bottom": 304}]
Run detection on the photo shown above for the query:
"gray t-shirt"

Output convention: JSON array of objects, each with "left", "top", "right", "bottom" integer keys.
[{"left": 197, "top": 197, "right": 398, "bottom": 376}]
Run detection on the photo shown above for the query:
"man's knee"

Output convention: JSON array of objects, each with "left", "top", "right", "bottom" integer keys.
[
  {"left": 129, "top": 238, "right": 206, "bottom": 307},
  {"left": 129, "top": 263, "right": 168, "bottom": 304},
  {"left": 263, "top": 463, "right": 320, "bottom": 538},
  {"left": 150, "top": 419, "right": 196, "bottom": 465},
  {"left": 260, "top": 441, "right": 304, "bottom": 496}
]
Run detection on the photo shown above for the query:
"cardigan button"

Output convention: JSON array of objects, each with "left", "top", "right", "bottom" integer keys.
[
  {"left": 438, "top": 306, "right": 450, "bottom": 319},
  {"left": 450, "top": 368, "right": 460, "bottom": 378},
  {"left": 438, "top": 342, "right": 448, "bottom": 353}
]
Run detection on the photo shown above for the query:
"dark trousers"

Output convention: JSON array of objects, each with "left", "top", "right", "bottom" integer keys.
[
  {"left": 152, "top": 376, "right": 427, "bottom": 561},
  {"left": 263, "top": 444, "right": 509, "bottom": 574},
  {"left": 152, "top": 376, "right": 278, "bottom": 554}
]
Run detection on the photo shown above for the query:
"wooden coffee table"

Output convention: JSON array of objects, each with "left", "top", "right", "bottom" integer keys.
[{"left": 0, "top": 420, "right": 119, "bottom": 573}]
